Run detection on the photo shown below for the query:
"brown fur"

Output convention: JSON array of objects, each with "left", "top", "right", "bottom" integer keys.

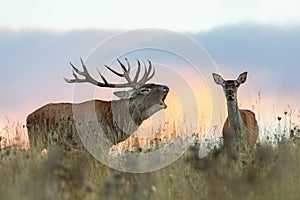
[
  {"left": 213, "top": 72, "right": 259, "bottom": 152},
  {"left": 27, "top": 100, "right": 143, "bottom": 148},
  {"left": 27, "top": 83, "right": 169, "bottom": 149},
  {"left": 222, "top": 109, "right": 259, "bottom": 150}
]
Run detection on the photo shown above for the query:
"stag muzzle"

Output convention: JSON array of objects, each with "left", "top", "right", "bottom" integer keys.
[{"left": 160, "top": 85, "right": 169, "bottom": 108}]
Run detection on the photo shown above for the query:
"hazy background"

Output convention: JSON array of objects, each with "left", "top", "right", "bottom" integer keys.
[{"left": 0, "top": 0, "right": 299, "bottom": 127}]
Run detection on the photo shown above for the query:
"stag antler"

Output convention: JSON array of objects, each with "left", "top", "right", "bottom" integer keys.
[{"left": 64, "top": 58, "right": 155, "bottom": 88}]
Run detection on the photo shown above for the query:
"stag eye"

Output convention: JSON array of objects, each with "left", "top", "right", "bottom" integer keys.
[{"left": 140, "top": 88, "right": 151, "bottom": 94}]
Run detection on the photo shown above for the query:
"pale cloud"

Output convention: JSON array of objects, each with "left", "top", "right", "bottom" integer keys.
[{"left": 1, "top": 0, "right": 300, "bottom": 31}]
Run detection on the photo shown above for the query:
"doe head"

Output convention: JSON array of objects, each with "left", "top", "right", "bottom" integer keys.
[{"left": 212, "top": 72, "right": 247, "bottom": 101}]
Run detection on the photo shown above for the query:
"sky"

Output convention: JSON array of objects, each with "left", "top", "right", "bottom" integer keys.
[
  {"left": 1, "top": 0, "right": 300, "bottom": 32},
  {"left": 0, "top": 0, "right": 300, "bottom": 130}
]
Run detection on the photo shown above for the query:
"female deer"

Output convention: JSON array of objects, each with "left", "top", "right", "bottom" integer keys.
[{"left": 212, "top": 72, "right": 258, "bottom": 152}]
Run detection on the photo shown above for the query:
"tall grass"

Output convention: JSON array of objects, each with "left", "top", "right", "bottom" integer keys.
[
  {"left": 0, "top": 108, "right": 299, "bottom": 200},
  {"left": 1, "top": 135, "right": 300, "bottom": 200},
  {"left": 0, "top": 117, "right": 29, "bottom": 149}
]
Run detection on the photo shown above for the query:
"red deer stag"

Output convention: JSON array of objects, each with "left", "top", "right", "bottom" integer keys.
[
  {"left": 212, "top": 72, "right": 258, "bottom": 152},
  {"left": 27, "top": 59, "right": 169, "bottom": 149}
]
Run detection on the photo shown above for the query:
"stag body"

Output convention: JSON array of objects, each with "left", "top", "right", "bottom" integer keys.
[
  {"left": 212, "top": 72, "right": 258, "bottom": 151},
  {"left": 27, "top": 59, "right": 169, "bottom": 148}
]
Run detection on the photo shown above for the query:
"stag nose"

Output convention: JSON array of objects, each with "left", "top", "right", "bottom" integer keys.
[{"left": 162, "top": 86, "right": 169, "bottom": 93}]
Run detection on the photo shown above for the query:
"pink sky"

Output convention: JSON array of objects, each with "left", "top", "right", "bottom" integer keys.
[{"left": 0, "top": 25, "right": 299, "bottom": 133}]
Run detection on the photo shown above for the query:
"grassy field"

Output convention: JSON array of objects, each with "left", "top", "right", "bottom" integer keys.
[{"left": 0, "top": 113, "right": 300, "bottom": 200}]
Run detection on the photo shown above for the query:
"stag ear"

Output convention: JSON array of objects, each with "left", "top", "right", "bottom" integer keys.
[
  {"left": 212, "top": 73, "right": 224, "bottom": 85},
  {"left": 236, "top": 72, "right": 248, "bottom": 84},
  {"left": 113, "top": 89, "right": 136, "bottom": 99}
]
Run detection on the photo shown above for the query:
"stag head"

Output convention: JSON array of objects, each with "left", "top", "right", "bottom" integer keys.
[{"left": 64, "top": 58, "right": 169, "bottom": 122}]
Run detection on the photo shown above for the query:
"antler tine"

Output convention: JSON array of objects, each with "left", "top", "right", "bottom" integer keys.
[
  {"left": 125, "top": 58, "right": 131, "bottom": 72},
  {"left": 117, "top": 59, "right": 129, "bottom": 73},
  {"left": 64, "top": 58, "right": 100, "bottom": 86},
  {"left": 138, "top": 61, "right": 150, "bottom": 84},
  {"left": 146, "top": 60, "right": 153, "bottom": 77},
  {"left": 104, "top": 59, "right": 131, "bottom": 77},
  {"left": 63, "top": 75, "right": 77, "bottom": 83},
  {"left": 64, "top": 59, "right": 89, "bottom": 83},
  {"left": 104, "top": 59, "right": 134, "bottom": 85},
  {"left": 133, "top": 59, "right": 141, "bottom": 83},
  {"left": 80, "top": 58, "right": 88, "bottom": 73},
  {"left": 65, "top": 58, "right": 155, "bottom": 89},
  {"left": 72, "top": 70, "right": 78, "bottom": 79},
  {"left": 145, "top": 60, "right": 155, "bottom": 82},
  {"left": 63, "top": 68, "right": 79, "bottom": 83},
  {"left": 96, "top": 68, "right": 108, "bottom": 85},
  {"left": 117, "top": 59, "right": 133, "bottom": 85},
  {"left": 140, "top": 61, "right": 148, "bottom": 83},
  {"left": 69, "top": 62, "right": 83, "bottom": 76},
  {"left": 104, "top": 64, "right": 124, "bottom": 77},
  {"left": 139, "top": 60, "right": 155, "bottom": 84}
]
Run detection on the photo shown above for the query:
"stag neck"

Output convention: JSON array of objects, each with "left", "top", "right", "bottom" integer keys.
[
  {"left": 128, "top": 98, "right": 146, "bottom": 125},
  {"left": 109, "top": 99, "right": 140, "bottom": 141},
  {"left": 111, "top": 98, "right": 144, "bottom": 127},
  {"left": 226, "top": 99, "right": 244, "bottom": 132}
]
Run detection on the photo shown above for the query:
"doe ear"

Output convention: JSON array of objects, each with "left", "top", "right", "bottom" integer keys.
[
  {"left": 236, "top": 72, "right": 248, "bottom": 84},
  {"left": 113, "top": 89, "right": 136, "bottom": 99},
  {"left": 212, "top": 73, "right": 224, "bottom": 85}
]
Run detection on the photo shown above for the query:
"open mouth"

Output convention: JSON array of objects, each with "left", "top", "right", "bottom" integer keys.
[{"left": 159, "top": 91, "right": 168, "bottom": 109}]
